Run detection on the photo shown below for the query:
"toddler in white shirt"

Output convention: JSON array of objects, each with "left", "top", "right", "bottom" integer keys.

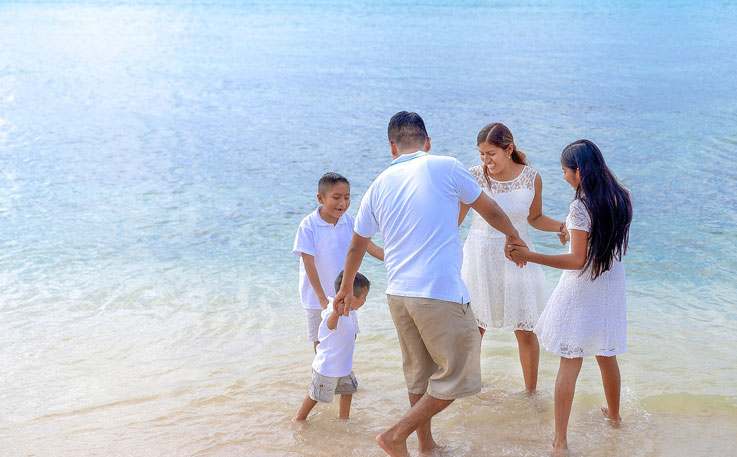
[{"left": 294, "top": 270, "right": 370, "bottom": 421}]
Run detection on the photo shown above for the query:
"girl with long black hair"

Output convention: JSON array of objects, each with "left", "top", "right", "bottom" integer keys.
[{"left": 507, "top": 139, "right": 633, "bottom": 457}]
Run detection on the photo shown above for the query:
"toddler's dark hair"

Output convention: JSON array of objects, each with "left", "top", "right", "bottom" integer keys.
[
  {"left": 318, "top": 172, "right": 349, "bottom": 196},
  {"left": 334, "top": 270, "right": 370, "bottom": 297}
]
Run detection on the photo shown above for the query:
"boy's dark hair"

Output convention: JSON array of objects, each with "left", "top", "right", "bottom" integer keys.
[
  {"left": 334, "top": 270, "right": 371, "bottom": 297},
  {"left": 388, "top": 111, "right": 428, "bottom": 150},
  {"left": 318, "top": 172, "right": 350, "bottom": 196}
]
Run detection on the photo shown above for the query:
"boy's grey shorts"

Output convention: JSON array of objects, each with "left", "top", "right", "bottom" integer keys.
[{"left": 309, "top": 369, "right": 358, "bottom": 403}]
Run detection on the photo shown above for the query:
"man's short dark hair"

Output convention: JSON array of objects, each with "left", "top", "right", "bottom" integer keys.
[
  {"left": 334, "top": 270, "right": 371, "bottom": 297},
  {"left": 387, "top": 111, "right": 428, "bottom": 150},
  {"left": 318, "top": 172, "right": 350, "bottom": 196}
]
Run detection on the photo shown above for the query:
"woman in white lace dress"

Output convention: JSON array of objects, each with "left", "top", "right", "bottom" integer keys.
[
  {"left": 507, "top": 140, "right": 633, "bottom": 457},
  {"left": 459, "top": 123, "right": 569, "bottom": 392}
]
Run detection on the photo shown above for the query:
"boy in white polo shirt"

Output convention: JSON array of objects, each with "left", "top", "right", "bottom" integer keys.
[
  {"left": 294, "top": 270, "right": 370, "bottom": 421},
  {"left": 293, "top": 172, "right": 383, "bottom": 352}
]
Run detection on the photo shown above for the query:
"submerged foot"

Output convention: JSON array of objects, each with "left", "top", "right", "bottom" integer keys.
[
  {"left": 419, "top": 443, "right": 448, "bottom": 456},
  {"left": 601, "top": 407, "right": 622, "bottom": 428},
  {"left": 376, "top": 432, "right": 410, "bottom": 457},
  {"left": 551, "top": 439, "right": 569, "bottom": 457}
]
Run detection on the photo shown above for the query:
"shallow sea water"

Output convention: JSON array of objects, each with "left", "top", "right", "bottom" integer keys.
[{"left": 1, "top": 1, "right": 736, "bottom": 456}]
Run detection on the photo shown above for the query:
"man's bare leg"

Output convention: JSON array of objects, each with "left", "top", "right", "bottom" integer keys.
[
  {"left": 376, "top": 393, "right": 453, "bottom": 457},
  {"left": 408, "top": 392, "right": 443, "bottom": 454}
]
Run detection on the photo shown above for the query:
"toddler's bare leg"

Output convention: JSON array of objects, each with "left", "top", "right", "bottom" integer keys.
[
  {"left": 553, "top": 357, "right": 583, "bottom": 456},
  {"left": 514, "top": 330, "right": 540, "bottom": 392},
  {"left": 313, "top": 341, "right": 319, "bottom": 353},
  {"left": 596, "top": 355, "right": 622, "bottom": 426},
  {"left": 294, "top": 395, "right": 318, "bottom": 421},
  {"left": 339, "top": 394, "right": 352, "bottom": 419}
]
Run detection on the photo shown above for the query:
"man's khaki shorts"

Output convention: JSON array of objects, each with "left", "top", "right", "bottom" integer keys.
[
  {"left": 387, "top": 295, "right": 481, "bottom": 400},
  {"left": 309, "top": 369, "right": 358, "bottom": 403}
]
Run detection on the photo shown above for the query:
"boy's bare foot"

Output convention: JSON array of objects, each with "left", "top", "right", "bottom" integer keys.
[
  {"left": 292, "top": 416, "right": 306, "bottom": 422},
  {"left": 601, "top": 407, "right": 622, "bottom": 428},
  {"left": 376, "top": 432, "right": 410, "bottom": 457}
]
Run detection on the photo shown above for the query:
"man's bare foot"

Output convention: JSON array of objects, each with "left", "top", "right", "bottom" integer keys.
[
  {"left": 601, "top": 407, "right": 622, "bottom": 428},
  {"left": 376, "top": 432, "right": 410, "bottom": 457},
  {"left": 419, "top": 443, "right": 448, "bottom": 456}
]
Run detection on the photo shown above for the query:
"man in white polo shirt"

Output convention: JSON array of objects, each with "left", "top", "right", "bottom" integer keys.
[{"left": 334, "top": 111, "right": 527, "bottom": 457}]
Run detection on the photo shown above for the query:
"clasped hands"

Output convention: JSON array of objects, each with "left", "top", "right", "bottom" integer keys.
[
  {"left": 505, "top": 234, "right": 528, "bottom": 268},
  {"left": 333, "top": 289, "right": 351, "bottom": 316}
]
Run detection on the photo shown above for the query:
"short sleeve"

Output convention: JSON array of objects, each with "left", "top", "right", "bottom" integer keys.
[
  {"left": 453, "top": 160, "right": 482, "bottom": 204},
  {"left": 293, "top": 217, "right": 316, "bottom": 256},
  {"left": 566, "top": 199, "right": 591, "bottom": 232},
  {"left": 352, "top": 311, "right": 360, "bottom": 334},
  {"left": 354, "top": 183, "right": 379, "bottom": 238}
]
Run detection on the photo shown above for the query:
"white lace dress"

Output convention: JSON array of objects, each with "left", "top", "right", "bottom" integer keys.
[
  {"left": 461, "top": 165, "right": 548, "bottom": 331},
  {"left": 534, "top": 199, "right": 628, "bottom": 358}
]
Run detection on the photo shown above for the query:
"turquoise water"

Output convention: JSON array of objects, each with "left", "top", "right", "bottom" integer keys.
[{"left": 1, "top": 1, "right": 736, "bottom": 456}]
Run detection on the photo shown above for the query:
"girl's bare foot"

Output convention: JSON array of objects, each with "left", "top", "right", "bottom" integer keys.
[
  {"left": 376, "top": 432, "right": 410, "bottom": 457},
  {"left": 551, "top": 438, "right": 569, "bottom": 457},
  {"left": 601, "top": 407, "right": 622, "bottom": 428}
]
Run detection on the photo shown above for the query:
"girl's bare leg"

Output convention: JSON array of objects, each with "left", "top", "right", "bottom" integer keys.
[
  {"left": 596, "top": 355, "right": 622, "bottom": 426},
  {"left": 339, "top": 394, "right": 352, "bottom": 420},
  {"left": 295, "top": 395, "right": 318, "bottom": 421},
  {"left": 553, "top": 357, "right": 583, "bottom": 456},
  {"left": 514, "top": 330, "right": 540, "bottom": 392}
]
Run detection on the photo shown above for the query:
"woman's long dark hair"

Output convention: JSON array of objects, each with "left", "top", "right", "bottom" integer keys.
[{"left": 561, "top": 140, "right": 632, "bottom": 280}]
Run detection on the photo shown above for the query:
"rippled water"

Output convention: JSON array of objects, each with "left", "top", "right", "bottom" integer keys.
[{"left": 1, "top": 1, "right": 736, "bottom": 456}]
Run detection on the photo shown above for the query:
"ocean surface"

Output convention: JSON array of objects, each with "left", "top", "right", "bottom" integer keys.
[{"left": 1, "top": 1, "right": 736, "bottom": 456}]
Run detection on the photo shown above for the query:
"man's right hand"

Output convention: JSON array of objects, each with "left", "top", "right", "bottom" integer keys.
[
  {"left": 505, "top": 234, "right": 528, "bottom": 267},
  {"left": 333, "top": 288, "right": 353, "bottom": 317}
]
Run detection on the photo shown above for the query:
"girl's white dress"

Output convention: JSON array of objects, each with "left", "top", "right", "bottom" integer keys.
[
  {"left": 534, "top": 199, "right": 628, "bottom": 358},
  {"left": 462, "top": 165, "right": 548, "bottom": 331}
]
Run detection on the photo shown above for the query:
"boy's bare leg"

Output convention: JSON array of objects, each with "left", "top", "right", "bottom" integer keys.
[
  {"left": 313, "top": 341, "right": 319, "bottom": 353},
  {"left": 339, "top": 394, "right": 352, "bottom": 420},
  {"left": 294, "top": 395, "right": 318, "bottom": 421},
  {"left": 553, "top": 357, "right": 583, "bottom": 457},
  {"left": 376, "top": 393, "right": 453, "bottom": 457},
  {"left": 596, "top": 355, "right": 622, "bottom": 426},
  {"left": 514, "top": 330, "right": 540, "bottom": 392}
]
